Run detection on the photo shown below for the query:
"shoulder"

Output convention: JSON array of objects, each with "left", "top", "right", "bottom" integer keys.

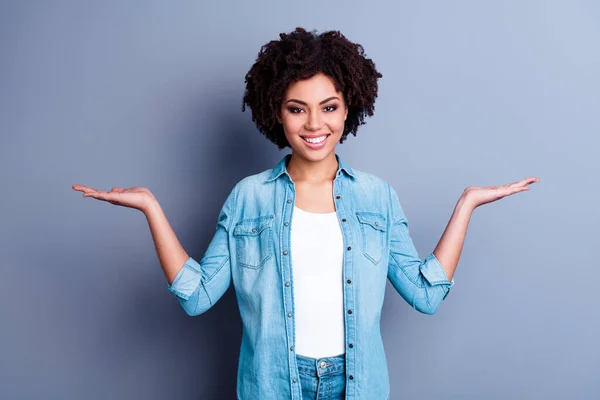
[
  {"left": 348, "top": 167, "right": 393, "bottom": 195},
  {"left": 226, "top": 168, "right": 275, "bottom": 202},
  {"left": 352, "top": 168, "right": 388, "bottom": 186},
  {"left": 232, "top": 169, "right": 272, "bottom": 191},
  {"left": 349, "top": 167, "right": 406, "bottom": 212}
]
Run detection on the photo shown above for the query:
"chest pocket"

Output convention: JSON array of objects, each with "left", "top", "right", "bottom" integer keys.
[
  {"left": 233, "top": 215, "right": 274, "bottom": 269},
  {"left": 356, "top": 212, "right": 387, "bottom": 265}
]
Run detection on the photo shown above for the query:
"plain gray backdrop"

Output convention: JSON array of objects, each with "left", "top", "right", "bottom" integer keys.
[{"left": 1, "top": 1, "right": 598, "bottom": 399}]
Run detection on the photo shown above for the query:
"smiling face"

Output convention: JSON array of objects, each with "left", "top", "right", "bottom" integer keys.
[{"left": 277, "top": 72, "right": 348, "bottom": 163}]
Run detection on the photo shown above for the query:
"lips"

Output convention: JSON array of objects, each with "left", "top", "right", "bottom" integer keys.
[{"left": 301, "top": 134, "right": 330, "bottom": 149}]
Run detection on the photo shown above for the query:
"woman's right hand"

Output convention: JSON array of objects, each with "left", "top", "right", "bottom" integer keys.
[{"left": 72, "top": 184, "right": 157, "bottom": 213}]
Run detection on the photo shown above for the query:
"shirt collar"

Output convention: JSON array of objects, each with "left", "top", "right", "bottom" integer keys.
[{"left": 266, "top": 153, "right": 355, "bottom": 182}]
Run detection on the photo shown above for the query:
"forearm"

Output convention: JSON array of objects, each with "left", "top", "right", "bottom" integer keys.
[
  {"left": 143, "top": 200, "right": 189, "bottom": 285},
  {"left": 432, "top": 195, "right": 475, "bottom": 282}
]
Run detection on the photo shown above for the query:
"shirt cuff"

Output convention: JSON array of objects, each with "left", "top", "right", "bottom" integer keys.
[
  {"left": 166, "top": 256, "right": 202, "bottom": 300},
  {"left": 421, "top": 253, "right": 455, "bottom": 287}
]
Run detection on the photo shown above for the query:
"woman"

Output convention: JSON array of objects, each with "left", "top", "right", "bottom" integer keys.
[{"left": 72, "top": 27, "right": 539, "bottom": 400}]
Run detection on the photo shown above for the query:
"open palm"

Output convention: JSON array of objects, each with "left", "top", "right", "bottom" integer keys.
[
  {"left": 463, "top": 177, "right": 540, "bottom": 208},
  {"left": 72, "top": 184, "right": 156, "bottom": 212}
]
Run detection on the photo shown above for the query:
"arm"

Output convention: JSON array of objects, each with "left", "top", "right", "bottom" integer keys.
[
  {"left": 386, "top": 184, "right": 454, "bottom": 315},
  {"left": 147, "top": 186, "right": 237, "bottom": 316},
  {"left": 386, "top": 176, "right": 539, "bottom": 315},
  {"left": 432, "top": 176, "right": 540, "bottom": 283},
  {"left": 72, "top": 182, "right": 237, "bottom": 316},
  {"left": 144, "top": 200, "right": 191, "bottom": 285},
  {"left": 431, "top": 196, "right": 474, "bottom": 283}
]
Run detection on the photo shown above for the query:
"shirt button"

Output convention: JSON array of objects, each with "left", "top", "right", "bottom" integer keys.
[
  {"left": 347, "top": 246, "right": 351, "bottom": 251},
  {"left": 347, "top": 279, "right": 351, "bottom": 284},
  {"left": 293, "top": 378, "right": 297, "bottom": 383},
  {"left": 283, "top": 250, "right": 288, "bottom": 255},
  {"left": 284, "top": 221, "right": 289, "bottom": 226},
  {"left": 251, "top": 228, "right": 257, "bottom": 232},
  {"left": 349, "top": 343, "right": 353, "bottom": 348},
  {"left": 285, "top": 282, "right": 290, "bottom": 287},
  {"left": 287, "top": 199, "right": 292, "bottom": 203},
  {"left": 288, "top": 313, "right": 292, "bottom": 318},
  {"left": 342, "top": 218, "right": 347, "bottom": 222},
  {"left": 336, "top": 195, "right": 341, "bottom": 199},
  {"left": 348, "top": 310, "right": 353, "bottom": 314},
  {"left": 290, "top": 346, "right": 294, "bottom": 351},
  {"left": 349, "top": 375, "right": 354, "bottom": 380},
  {"left": 320, "top": 361, "right": 327, "bottom": 368}
]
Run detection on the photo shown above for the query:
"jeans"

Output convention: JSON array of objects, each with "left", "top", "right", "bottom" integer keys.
[{"left": 296, "top": 353, "right": 346, "bottom": 400}]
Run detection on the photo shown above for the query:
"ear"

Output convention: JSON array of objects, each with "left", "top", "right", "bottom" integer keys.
[
  {"left": 344, "top": 105, "right": 348, "bottom": 121},
  {"left": 276, "top": 109, "right": 282, "bottom": 124}
]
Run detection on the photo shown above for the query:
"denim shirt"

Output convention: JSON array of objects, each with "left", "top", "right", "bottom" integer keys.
[{"left": 167, "top": 153, "right": 455, "bottom": 400}]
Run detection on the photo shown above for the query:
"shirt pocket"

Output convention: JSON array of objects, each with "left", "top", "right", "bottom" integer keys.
[
  {"left": 233, "top": 215, "right": 274, "bottom": 269},
  {"left": 355, "top": 212, "right": 387, "bottom": 265}
]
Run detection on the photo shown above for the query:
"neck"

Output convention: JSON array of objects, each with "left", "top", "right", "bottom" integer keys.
[{"left": 286, "top": 151, "right": 338, "bottom": 183}]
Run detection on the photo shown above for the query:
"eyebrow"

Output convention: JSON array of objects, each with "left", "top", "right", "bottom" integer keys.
[{"left": 285, "top": 96, "right": 340, "bottom": 106}]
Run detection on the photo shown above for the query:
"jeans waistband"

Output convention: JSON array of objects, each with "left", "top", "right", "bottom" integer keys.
[{"left": 296, "top": 353, "right": 346, "bottom": 378}]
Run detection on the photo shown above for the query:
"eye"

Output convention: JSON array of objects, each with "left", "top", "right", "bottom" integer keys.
[
  {"left": 287, "top": 107, "right": 304, "bottom": 114},
  {"left": 324, "top": 105, "right": 338, "bottom": 112}
]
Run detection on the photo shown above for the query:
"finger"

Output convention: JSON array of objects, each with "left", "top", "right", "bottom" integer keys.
[
  {"left": 508, "top": 186, "right": 530, "bottom": 195},
  {"left": 83, "top": 190, "right": 102, "bottom": 198},
  {"left": 507, "top": 177, "right": 539, "bottom": 188},
  {"left": 495, "top": 185, "right": 523, "bottom": 194},
  {"left": 84, "top": 190, "right": 117, "bottom": 201},
  {"left": 81, "top": 189, "right": 99, "bottom": 196},
  {"left": 111, "top": 188, "right": 125, "bottom": 192},
  {"left": 92, "top": 190, "right": 111, "bottom": 200},
  {"left": 73, "top": 184, "right": 98, "bottom": 193},
  {"left": 517, "top": 177, "right": 539, "bottom": 186},
  {"left": 507, "top": 180, "right": 525, "bottom": 188}
]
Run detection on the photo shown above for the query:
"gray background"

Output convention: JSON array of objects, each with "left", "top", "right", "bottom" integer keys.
[{"left": 1, "top": 1, "right": 598, "bottom": 399}]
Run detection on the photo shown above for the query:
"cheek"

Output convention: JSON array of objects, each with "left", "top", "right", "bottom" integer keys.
[
  {"left": 282, "top": 117, "right": 303, "bottom": 135},
  {"left": 328, "top": 113, "right": 346, "bottom": 133}
]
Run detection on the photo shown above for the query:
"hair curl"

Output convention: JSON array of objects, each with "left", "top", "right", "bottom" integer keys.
[{"left": 242, "top": 27, "right": 383, "bottom": 149}]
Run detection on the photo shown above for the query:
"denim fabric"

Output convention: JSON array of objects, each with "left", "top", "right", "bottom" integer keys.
[
  {"left": 297, "top": 353, "right": 346, "bottom": 400},
  {"left": 166, "top": 153, "right": 455, "bottom": 400}
]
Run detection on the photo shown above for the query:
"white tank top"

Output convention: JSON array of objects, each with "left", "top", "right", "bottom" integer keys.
[{"left": 291, "top": 205, "right": 346, "bottom": 358}]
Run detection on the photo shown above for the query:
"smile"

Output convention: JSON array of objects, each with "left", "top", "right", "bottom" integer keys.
[{"left": 301, "top": 134, "right": 330, "bottom": 148}]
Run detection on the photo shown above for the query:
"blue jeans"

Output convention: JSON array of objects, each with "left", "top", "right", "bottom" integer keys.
[{"left": 296, "top": 353, "right": 346, "bottom": 400}]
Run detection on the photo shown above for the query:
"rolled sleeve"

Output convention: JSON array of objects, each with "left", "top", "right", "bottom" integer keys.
[
  {"left": 167, "top": 257, "right": 202, "bottom": 300},
  {"left": 421, "top": 253, "right": 455, "bottom": 287},
  {"left": 166, "top": 185, "right": 236, "bottom": 316},
  {"left": 386, "top": 183, "right": 454, "bottom": 314}
]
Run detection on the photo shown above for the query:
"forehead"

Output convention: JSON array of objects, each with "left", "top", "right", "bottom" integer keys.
[{"left": 283, "top": 72, "right": 341, "bottom": 100}]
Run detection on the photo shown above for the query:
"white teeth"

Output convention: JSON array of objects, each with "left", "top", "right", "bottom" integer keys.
[{"left": 304, "top": 135, "right": 327, "bottom": 144}]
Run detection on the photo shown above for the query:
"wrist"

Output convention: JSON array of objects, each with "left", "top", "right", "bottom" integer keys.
[
  {"left": 457, "top": 193, "right": 477, "bottom": 213},
  {"left": 142, "top": 197, "right": 161, "bottom": 216}
]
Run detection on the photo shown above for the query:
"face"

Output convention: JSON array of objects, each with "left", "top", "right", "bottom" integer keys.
[{"left": 277, "top": 72, "right": 348, "bottom": 162}]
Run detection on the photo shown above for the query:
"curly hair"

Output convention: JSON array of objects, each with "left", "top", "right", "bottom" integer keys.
[{"left": 242, "top": 27, "right": 383, "bottom": 149}]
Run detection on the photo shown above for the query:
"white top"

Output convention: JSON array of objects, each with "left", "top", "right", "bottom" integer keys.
[{"left": 291, "top": 205, "right": 346, "bottom": 358}]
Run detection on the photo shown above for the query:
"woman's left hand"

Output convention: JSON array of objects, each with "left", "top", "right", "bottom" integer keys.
[{"left": 462, "top": 177, "right": 540, "bottom": 209}]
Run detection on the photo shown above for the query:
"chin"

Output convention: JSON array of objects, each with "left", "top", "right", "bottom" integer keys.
[{"left": 300, "top": 150, "right": 334, "bottom": 163}]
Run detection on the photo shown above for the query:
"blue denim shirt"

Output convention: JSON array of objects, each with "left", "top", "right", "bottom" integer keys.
[{"left": 167, "top": 153, "right": 455, "bottom": 400}]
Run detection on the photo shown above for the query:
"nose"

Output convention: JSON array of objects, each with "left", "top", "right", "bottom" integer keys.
[{"left": 304, "top": 110, "right": 323, "bottom": 132}]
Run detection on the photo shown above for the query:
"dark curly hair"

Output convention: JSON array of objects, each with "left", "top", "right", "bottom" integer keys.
[{"left": 242, "top": 27, "right": 383, "bottom": 149}]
